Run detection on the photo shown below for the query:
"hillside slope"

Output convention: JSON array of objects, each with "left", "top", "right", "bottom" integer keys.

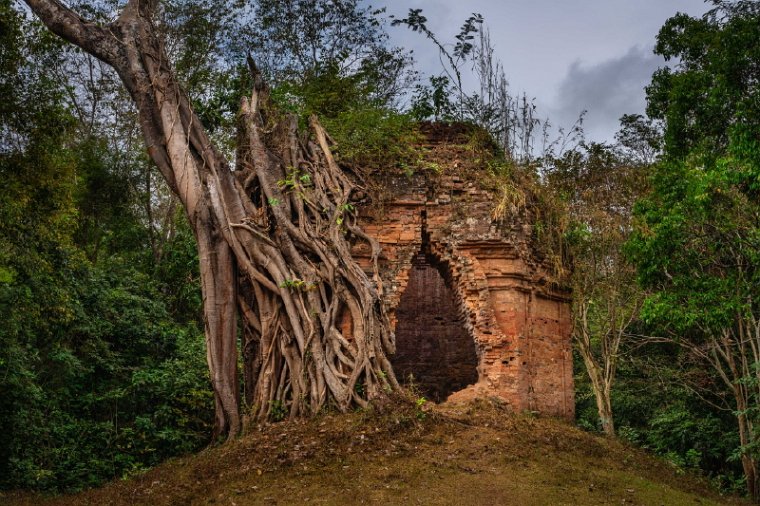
[{"left": 3, "top": 400, "right": 746, "bottom": 506}]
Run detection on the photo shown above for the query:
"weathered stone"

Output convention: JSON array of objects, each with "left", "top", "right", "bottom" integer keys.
[{"left": 351, "top": 124, "right": 574, "bottom": 419}]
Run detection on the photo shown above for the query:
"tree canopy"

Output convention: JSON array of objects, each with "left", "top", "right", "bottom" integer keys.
[{"left": 630, "top": 0, "right": 760, "bottom": 498}]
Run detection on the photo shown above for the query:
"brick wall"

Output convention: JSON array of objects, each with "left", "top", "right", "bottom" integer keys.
[{"left": 350, "top": 126, "right": 575, "bottom": 419}]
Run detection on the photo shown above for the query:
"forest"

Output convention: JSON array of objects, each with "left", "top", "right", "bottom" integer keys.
[{"left": 1, "top": 0, "right": 759, "bottom": 502}]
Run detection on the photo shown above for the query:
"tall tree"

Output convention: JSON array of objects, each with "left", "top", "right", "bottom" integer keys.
[
  {"left": 632, "top": 0, "right": 760, "bottom": 498},
  {"left": 23, "top": 0, "right": 399, "bottom": 440}
]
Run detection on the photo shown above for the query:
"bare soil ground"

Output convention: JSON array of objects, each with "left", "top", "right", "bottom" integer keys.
[{"left": 2, "top": 399, "right": 747, "bottom": 505}]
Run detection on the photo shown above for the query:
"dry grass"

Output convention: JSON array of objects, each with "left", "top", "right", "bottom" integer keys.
[{"left": 2, "top": 399, "right": 746, "bottom": 506}]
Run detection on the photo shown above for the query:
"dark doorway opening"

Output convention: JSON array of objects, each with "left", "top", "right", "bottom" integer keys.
[{"left": 392, "top": 253, "right": 478, "bottom": 402}]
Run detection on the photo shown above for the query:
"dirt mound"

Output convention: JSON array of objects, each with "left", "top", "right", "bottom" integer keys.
[{"left": 3, "top": 400, "right": 745, "bottom": 505}]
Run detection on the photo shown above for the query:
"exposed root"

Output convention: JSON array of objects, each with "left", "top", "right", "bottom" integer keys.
[{"left": 229, "top": 67, "right": 399, "bottom": 420}]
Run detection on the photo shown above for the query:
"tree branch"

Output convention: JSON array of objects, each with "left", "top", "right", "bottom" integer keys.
[
  {"left": 121, "top": 0, "right": 160, "bottom": 23},
  {"left": 23, "top": 0, "right": 119, "bottom": 64}
]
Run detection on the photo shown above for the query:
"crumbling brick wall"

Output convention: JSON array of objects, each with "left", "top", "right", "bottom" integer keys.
[{"left": 351, "top": 125, "right": 575, "bottom": 419}]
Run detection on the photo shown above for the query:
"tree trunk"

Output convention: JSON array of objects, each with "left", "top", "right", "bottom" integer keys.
[
  {"left": 589, "top": 367, "right": 615, "bottom": 437},
  {"left": 197, "top": 227, "right": 240, "bottom": 439},
  {"left": 25, "top": 0, "right": 399, "bottom": 439},
  {"left": 575, "top": 304, "right": 616, "bottom": 437},
  {"left": 581, "top": 351, "right": 615, "bottom": 437},
  {"left": 738, "top": 412, "right": 758, "bottom": 501},
  {"left": 735, "top": 388, "right": 758, "bottom": 500},
  {"left": 597, "top": 386, "right": 614, "bottom": 437}
]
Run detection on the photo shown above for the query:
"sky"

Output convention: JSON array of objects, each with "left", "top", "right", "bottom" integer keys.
[{"left": 378, "top": 0, "right": 711, "bottom": 143}]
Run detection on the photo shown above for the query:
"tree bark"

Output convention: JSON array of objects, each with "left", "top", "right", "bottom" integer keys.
[
  {"left": 575, "top": 301, "right": 618, "bottom": 437},
  {"left": 25, "top": 0, "right": 398, "bottom": 439},
  {"left": 737, "top": 403, "right": 758, "bottom": 501},
  {"left": 579, "top": 344, "right": 615, "bottom": 437}
]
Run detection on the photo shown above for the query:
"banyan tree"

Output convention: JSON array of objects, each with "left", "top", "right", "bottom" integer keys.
[{"left": 24, "top": 0, "right": 399, "bottom": 439}]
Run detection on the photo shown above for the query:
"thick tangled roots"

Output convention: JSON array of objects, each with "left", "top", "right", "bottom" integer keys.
[{"left": 228, "top": 75, "right": 399, "bottom": 420}]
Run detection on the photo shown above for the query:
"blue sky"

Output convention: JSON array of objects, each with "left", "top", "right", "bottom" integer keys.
[{"left": 378, "top": 0, "right": 710, "bottom": 142}]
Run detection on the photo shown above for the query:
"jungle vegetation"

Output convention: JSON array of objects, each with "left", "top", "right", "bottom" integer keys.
[{"left": 1, "top": 0, "right": 759, "bottom": 500}]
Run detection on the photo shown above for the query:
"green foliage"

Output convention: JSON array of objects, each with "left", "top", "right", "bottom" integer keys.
[
  {"left": 321, "top": 108, "right": 423, "bottom": 172},
  {"left": 152, "top": 216, "right": 203, "bottom": 324},
  {"left": 271, "top": 62, "right": 383, "bottom": 119},
  {"left": 415, "top": 397, "right": 428, "bottom": 420},
  {"left": 268, "top": 400, "right": 287, "bottom": 422},
  {"left": 574, "top": 352, "right": 743, "bottom": 490},
  {"left": 248, "top": 0, "right": 413, "bottom": 118},
  {"left": 71, "top": 137, "right": 149, "bottom": 262},
  {"left": 279, "top": 278, "right": 311, "bottom": 291},
  {"left": 625, "top": 1, "right": 760, "bottom": 495},
  {"left": 410, "top": 76, "right": 456, "bottom": 121},
  {"left": 646, "top": 1, "right": 760, "bottom": 162},
  {"left": 630, "top": 154, "right": 759, "bottom": 335},
  {"left": 335, "top": 203, "right": 355, "bottom": 225},
  {"left": 192, "top": 63, "right": 253, "bottom": 135},
  {"left": 627, "top": 148, "right": 760, "bottom": 490},
  {"left": 277, "top": 168, "right": 312, "bottom": 191},
  {"left": 0, "top": 6, "right": 212, "bottom": 492}
]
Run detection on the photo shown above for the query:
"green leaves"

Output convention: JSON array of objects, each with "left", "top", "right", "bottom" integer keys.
[
  {"left": 0, "top": 4, "right": 211, "bottom": 491},
  {"left": 453, "top": 13, "right": 483, "bottom": 59},
  {"left": 410, "top": 76, "right": 456, "bottom": 122},
  {"left": 627, "top": 4, "right": 760, "bottom": 494},
  {"left": 321, "top": 107, "right": 422, "bottom": 172},
  {"left": 630, "top": 153, "right": 759, "bottom": 336},
  {"left": 248, "top": 0, "right": 412, "bottom": 117},
  {"left": 646, "top": 3, "right": 760, "bottom": 161},
  {"left": 633, "top": 1, "right": 760, "bottom": 337}
]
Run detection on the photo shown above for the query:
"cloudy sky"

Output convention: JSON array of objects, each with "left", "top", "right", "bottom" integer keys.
[{"left": 378, "top": 0, "right": 710, "bottom": 143}]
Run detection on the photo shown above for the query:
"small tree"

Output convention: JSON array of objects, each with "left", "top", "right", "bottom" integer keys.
[{"left": 546, "top": 142, "right": 649, "bottom": 436}]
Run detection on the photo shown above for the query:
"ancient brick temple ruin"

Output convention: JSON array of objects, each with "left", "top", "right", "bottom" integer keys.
[{"left": 351, "top": 125, "right": 574, "bottom": 419}]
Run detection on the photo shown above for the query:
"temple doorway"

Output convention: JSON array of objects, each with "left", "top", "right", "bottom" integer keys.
[{"left": 392, "top": 253, "right": 478, "bottom": 402}]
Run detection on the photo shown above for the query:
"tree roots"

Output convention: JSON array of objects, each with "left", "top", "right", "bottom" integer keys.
[{"left": 229, "top": 70, "right": 399, "bottom": 421}]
